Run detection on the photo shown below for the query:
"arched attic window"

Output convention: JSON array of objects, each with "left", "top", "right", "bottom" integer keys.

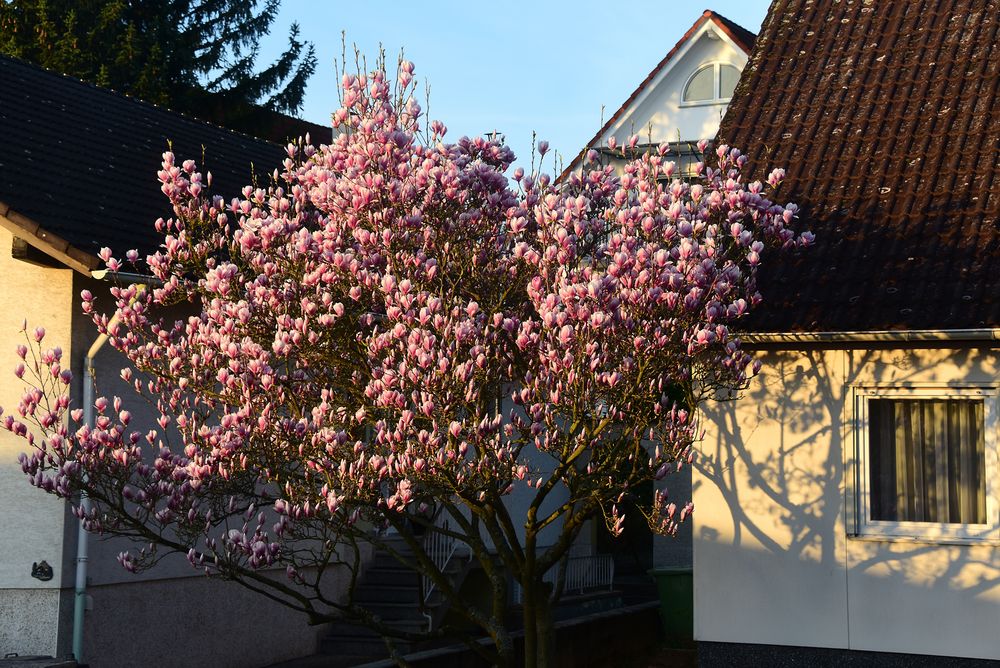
[{"left": 682, "top": 63, "right": 741, "bottom": 104}]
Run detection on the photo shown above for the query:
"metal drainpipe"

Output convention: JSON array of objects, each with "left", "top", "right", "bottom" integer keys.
[
  {"left": 73, "top": 280, "right": 150, "bottom": 664},
  {"left": 72, "top": 327, "right": 110, "bottom": 664}
]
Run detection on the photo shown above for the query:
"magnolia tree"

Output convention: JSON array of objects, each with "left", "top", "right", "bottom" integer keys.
[{"left": 8, "top": 60, "right": 809, "bottom": 667}]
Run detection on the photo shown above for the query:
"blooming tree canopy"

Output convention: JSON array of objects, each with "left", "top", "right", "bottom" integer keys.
[{"left": 8, "top": 59, "right": 810, "bottom": 667}]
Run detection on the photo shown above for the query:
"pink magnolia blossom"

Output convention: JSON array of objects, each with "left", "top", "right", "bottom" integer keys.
[{"left": 5, "top": 58, "right": 808, "bottom": 664}]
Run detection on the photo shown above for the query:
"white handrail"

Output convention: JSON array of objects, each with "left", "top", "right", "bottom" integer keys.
[{"left": 422, "top": 513, "right": 458, "bottom": 606}]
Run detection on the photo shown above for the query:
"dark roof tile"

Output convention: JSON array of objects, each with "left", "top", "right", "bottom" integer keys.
[
  {"left": 0, "top": 55, "right": 292, "bottom": 263},
  {"left": 720, "top": 0, "right": 1000, "bottom": 332}
]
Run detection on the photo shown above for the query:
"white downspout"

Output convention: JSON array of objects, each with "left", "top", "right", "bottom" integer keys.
[
  {"left": 73, "top": 281, "right": 149, "bottom": 663},
  {"left": 72, "top": 332, "right": 107, "bottom": 664}
]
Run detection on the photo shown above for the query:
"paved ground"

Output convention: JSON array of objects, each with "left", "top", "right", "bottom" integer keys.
[
  {"left": 0, "top": 659, "right": 76, "bottom": 668},
  {"left": 640, "top": 646, "right": 697, "bottom": 668}
]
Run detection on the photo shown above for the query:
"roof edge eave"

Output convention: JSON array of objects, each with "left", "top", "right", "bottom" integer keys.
[
  {"left": 707, "top": 12, "right": 755, "bottom": 54},
  {"left": 0, "top": 200, "right": 101, "bottom": 275}
]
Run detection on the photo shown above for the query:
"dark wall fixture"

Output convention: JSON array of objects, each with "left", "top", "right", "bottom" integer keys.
[{"left": 31, "top": 560, "right": 53, "bottom": 581}]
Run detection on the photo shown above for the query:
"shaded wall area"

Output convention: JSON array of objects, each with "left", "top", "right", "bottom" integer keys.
[
  {"left": 66, "top": 272, "right": 362, "bottom": 667},
  {"left": 84, "top": 573, "right": 334, "bottom": 668},
  {"left": 0, "top": 235, "right": 360, "bottom": 665}
]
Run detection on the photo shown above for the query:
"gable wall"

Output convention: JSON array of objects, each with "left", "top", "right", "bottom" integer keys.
[
  {"left": 64, "top": 275, "right": 339, "bottom": 666},
  {"left": 600, "top": 32, "right": 748, "bottom": 147},
  {"left": 695, "top": 345, "right": 1000, "bottom": 659}
]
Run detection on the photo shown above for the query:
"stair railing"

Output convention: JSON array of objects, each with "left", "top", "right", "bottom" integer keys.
[{"left": 420, "top": 507, "right": 459, "bottom": 629}]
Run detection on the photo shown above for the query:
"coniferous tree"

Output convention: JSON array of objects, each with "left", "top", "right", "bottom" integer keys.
[{"left": 0, "top": 0, "right": 316, "bottom": 118}]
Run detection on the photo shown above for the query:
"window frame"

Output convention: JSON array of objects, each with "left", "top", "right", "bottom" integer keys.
[
  {"left": 680, "top": 62, "right": 741, "bottom": 106},
  {"left": 852, "top": 384, "right": 1000, "bottom": 542}
]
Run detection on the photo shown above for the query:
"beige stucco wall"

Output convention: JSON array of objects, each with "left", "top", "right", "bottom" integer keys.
[
  {"left": 0, "top": 226, "right": 76, "bottom": 656},
  {"left": 694, "top": 345, "right": 1000, "bottom": 659}
]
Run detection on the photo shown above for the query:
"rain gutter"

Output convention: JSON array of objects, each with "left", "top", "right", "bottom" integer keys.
[{"left": 743, "top": 329, "right": 1000, "bottom": 344}]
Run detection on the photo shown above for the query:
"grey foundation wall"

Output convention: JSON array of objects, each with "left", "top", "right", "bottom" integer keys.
[{"left": 0, "top": 588, "right": 71, "bottom": 658}]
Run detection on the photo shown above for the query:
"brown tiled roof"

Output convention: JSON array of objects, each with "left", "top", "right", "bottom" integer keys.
[
  {"left": 558, "top": 10, "right": 756, "bottom": 182},
  {"left": 0, "top": 54, "right": 294, "bottom": 269},
  {"left": 720, "top": 0, "right": 1000, "bottom": 333}
]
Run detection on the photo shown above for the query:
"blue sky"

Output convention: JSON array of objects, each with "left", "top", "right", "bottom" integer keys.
[{"left": 260, "top": 1, "right": 771, "bottom": 173}]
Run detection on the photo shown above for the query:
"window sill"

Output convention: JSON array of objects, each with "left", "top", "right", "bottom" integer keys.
[
  {"left": 679, "top": 100, "right": 730, "bottom": 108},
  {"left": 847, "top": 532, "right": 1000, "bottom": 547}
]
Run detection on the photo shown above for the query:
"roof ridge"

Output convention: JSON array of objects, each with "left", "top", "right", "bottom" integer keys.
[{"left": 704, "top": 10, "right": 758, "bottom": 53}]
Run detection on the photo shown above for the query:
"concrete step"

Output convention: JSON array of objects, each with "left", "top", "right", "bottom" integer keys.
[
  {"left": 317, "top": 537, "right": 470, "bottom": 663},
  {"left": 354, "top": 582, "right": 420, "bottom": 604},
  {"left": 349, "top": 601, "right": 426, "bottom": 623},
  {"left": 326, "top": 618, "right": 426, "bottom": 639},
  {"left": 364, "top": 566, "right": 421, "bottom": 587},
  {"left": 369, "top": 552, "right": 414, "bottom": 568},
  {"left": 320, "top": 637, "right": 413, "bottom": 662},
  {"left": 321, "top": 620, "right": 422, "bottom": 657}
]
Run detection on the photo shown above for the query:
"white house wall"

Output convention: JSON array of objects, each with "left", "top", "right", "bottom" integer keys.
[
  {"left": 601, "top": 31, "right": 747, "bottom": 147},
  {"left": 695, "top": 345, "right": 1000, "bottom": 660}
]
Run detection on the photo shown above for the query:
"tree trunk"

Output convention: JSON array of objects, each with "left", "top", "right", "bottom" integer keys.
[
  {"left": 535, "top": 590, "right": 555, "bottom": 668},
  {"left": 494, "top": 624, "right": 515, "bottom": 668},
  {"left": 522, "top": 579, "right": 538, "bottom": 668},
  {"left": 522, "top": 580, "right": 556, "bottom": 668}
]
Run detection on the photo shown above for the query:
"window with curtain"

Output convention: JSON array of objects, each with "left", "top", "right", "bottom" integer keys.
[
  {"left": 856, "top": 388, "right": 999, "bottom": 541},
  {"left": 869, "top": 399, "right": 986, "bottom": 524}
]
